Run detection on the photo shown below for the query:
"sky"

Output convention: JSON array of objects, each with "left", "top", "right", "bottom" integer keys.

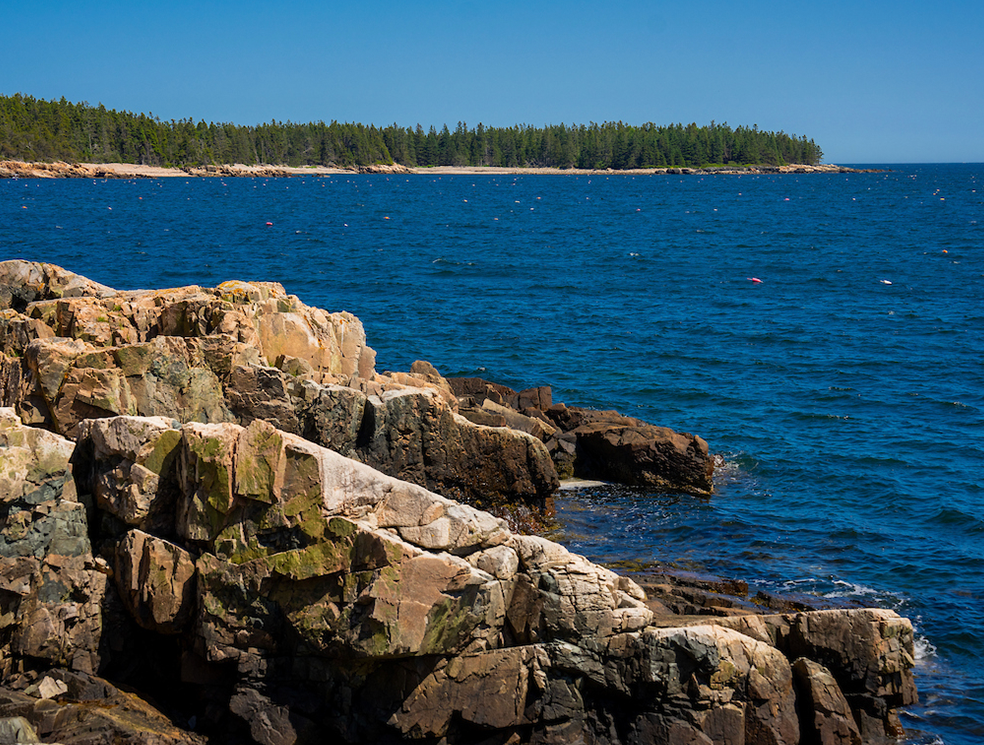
[{"left": 4, "top": 0, "right": 982, "bottom": 163}]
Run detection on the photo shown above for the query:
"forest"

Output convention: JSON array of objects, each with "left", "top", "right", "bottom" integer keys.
[{"left": 0, "top": 93, "right": 824, "bottom": 170}]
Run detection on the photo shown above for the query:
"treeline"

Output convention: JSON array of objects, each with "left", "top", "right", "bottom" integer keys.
[{"left": 0, "top": 93, "right": 823, "bottom": 169}]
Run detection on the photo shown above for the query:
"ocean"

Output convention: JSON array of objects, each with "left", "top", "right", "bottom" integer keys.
[{"left": 2, "top": 164, "right": 981, "bottom": 744}]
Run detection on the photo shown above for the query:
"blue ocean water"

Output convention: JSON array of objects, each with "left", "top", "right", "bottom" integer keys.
[{"left": 1, "top": 165, "right": 981, "bottom": 744}]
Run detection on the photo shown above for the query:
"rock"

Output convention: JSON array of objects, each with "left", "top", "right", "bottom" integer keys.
[
  {"left": 0, "top": 260, "right": 115, "bottom": 312},
  {"left": 301, "top": 384, "right": 560, "bottom": 516},
  {"left": 229, "top": 685, "right": 316, "bottom": 745},
  {"left": 616, "top": 624, "right": 801, "bottom": 745},
  {"left": 1, "top": 409, "right": 920, "bottom": 743},
  {"left": 0, "top": 264, "right": 921, "bottom": 744},
  {"left": 114, "top": 529, "right": 197, "bottom": 634},
  {"left": 712, "top": 608, "right": 917, "bottom": 743},
  {"left": 450, "top": 376, "right": 715, "bottom": 495},
  {"left": 481, "top": 399, "right": 557, "bottom": 440},
  {"left": 225, "top": 363, "right": 301, "bottom": 433},
  {"left": 0, "top": 265, "right": 558, "bottom": 518},
  {"left": 0, "top": 670, "right": 207, "bottom": 744},
  {"left": 793, "top": 657, "right": 862, "bottom": 745},
  {"left": 0, "top": 409, "right": 108, "bottom": 676},
  {"left": 23, "top": 335, "right": 236, "bottom": 439},
  {"left": 390, "top": 646, "right": 539, "bottom": 737},
  {"left": 2, "top": 261, "right": 375, "bottom": 386},
  {"left": 0, "top": 716, "right": 39, "bottom": 744},
  {"left": 73, "top": 415, "right": 182, "bottom": 533},
  {"left": 570, "top": 420, "right": 714, "bottom": 495}
]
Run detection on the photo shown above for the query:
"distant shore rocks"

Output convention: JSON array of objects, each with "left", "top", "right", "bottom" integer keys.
[{"left": 0, "top": 159, "right": 880, "bottom": 179}]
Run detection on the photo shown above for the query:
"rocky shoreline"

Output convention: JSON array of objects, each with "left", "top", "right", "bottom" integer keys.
[
  {"left": 0, "top": 261, "right": 916, "bottom": 744},
  {"left": 0, "top": 160, "right": 879, "bottom": 179}
]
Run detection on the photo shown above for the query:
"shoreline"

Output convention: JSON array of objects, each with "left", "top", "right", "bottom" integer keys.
[{"left": 0, "top": 159, "right": 878, "bottom": 179}]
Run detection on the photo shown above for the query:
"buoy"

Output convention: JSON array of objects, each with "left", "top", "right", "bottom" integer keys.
[
  {"left": 265, "top": 221, "right": 273, "bottom": 226},
  {"left": 748, "top": 277, "right": 763, "bottom": 283}
]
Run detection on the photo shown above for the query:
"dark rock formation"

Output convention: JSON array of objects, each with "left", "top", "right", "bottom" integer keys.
[{"left": 450, "top": 377, "right": 715, "bottom": 496}]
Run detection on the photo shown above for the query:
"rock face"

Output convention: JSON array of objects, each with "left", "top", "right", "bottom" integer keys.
[
  {"left": 450, "top": 377, "right": 715, "bottom": 495},
  {"left": 0, "top": 409, "right": 917, "bottom": 744}
]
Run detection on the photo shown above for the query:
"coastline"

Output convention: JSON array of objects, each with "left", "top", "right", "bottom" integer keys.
[
  {"left": 0, "top": 260, "right": 919, "bottom": 744},
  {"left": 0, "top": 159, "right": 877, "bottom": 179}
]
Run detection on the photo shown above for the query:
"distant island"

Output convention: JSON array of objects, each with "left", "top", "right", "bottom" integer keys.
[{"left": 0, "top": 93, "right": 825, "bottom": 172}]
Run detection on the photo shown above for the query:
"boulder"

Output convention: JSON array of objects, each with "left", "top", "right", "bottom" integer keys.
[
  {"left": 300, "top": 384, "right": 560, "bottom": 516},
  {"left": 0, "top": 260, "right": 115, "bottom": 312},
  {"left": 571, "top": 420, "right": 714, "bottom": 495},
  {"left": 451, "top": 376, "right": 716, "bottom": 495},
  {"left": 793, "top": 658, "right": 862, "bottom": 745}
]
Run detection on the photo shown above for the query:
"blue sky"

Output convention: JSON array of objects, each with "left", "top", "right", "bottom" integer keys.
[{"left": 5, "top": 0, "right": 982, "bottom": 163}]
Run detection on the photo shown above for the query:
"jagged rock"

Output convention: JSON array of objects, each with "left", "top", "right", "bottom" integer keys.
[
  {"left": 74, "top": 414, "right": 918, "bottom": 744},
  {"left": 0, "top": 260, "right": 115, "bottom": 312},
  {"left": 0, "top": 670, "right": 206, "bottom": 744},
  {"left": 450, "top": 377, "right": 715, "bottom": 496},
  {"left": 225, "top": 363, "right": 301, "bottom": 433},
  {"left": 713, "top": 609, "right": 918, "bottom": 708},
  {"left": 0, "top": 262, "right": 921, "bottom": 744},
  {"left": 229, "top": 685, "right": 316, "bottom": 745},
  {"left": 481, "top": 399, "right": 557, "bottom": 441},
  {"left": 0, "top": 264, "right": 556, "bottom": 515},
  {"left": 300, "top": 384, "right": 560, "bottom": 514},
  {"left": 615, "top": 624, "right": 801, "bottom": 745},
  {"left": 114, "top": 529, "right": 196, "bottom": 634},
  {"left": 793, "top": 657, "right": 862, "bottom": 745},
  {"left": 73, "top": 415, "right": 182, "bottom": 533},
  {"left": 390, "top": 645, "right": 541, "bottom": 737},
  {"left": 1, "top": 260, "right": 375, "bottom": 386},
  {"left": 0, "top": 409, "right": 108, "bottom": 677},
  {"left": 21, "top": 335, "right": 237, "bottom": 438},
  {"left": 712, "top": 608, "right": 917, "bottom": 741}
]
